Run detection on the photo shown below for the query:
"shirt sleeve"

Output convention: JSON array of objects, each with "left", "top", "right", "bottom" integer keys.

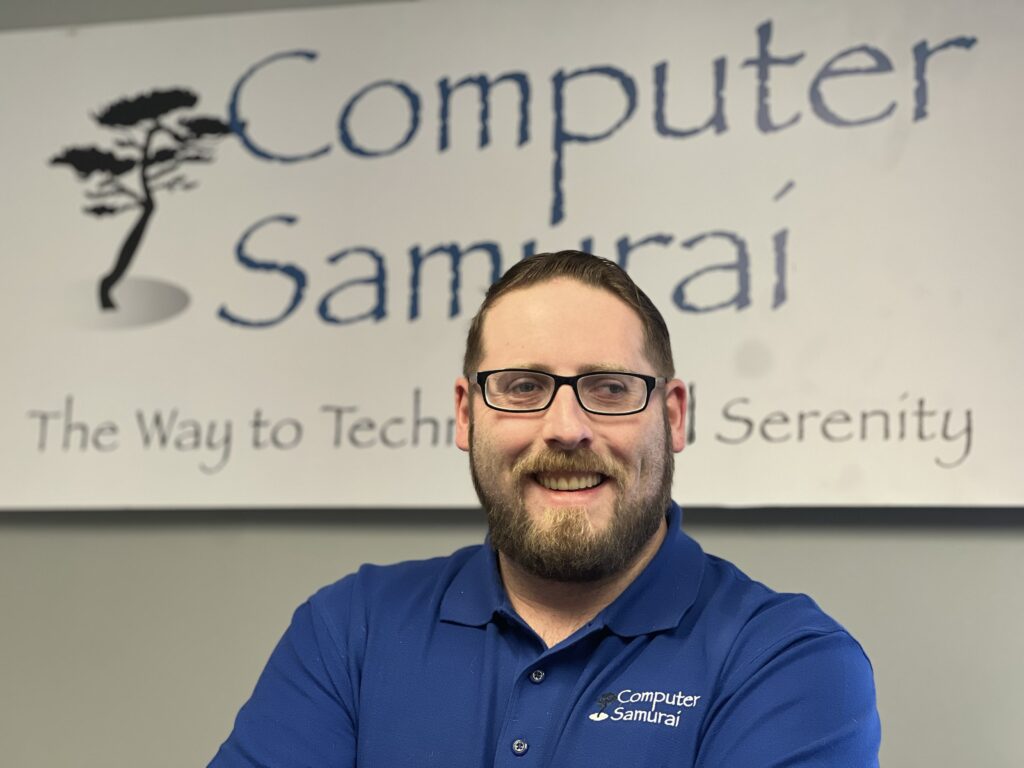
[
  {"left": 207, "top": 581, "right": 360, "bottom": 768},
  {"left": 695, "top": 629, "right": 881, "bottom": 768}
]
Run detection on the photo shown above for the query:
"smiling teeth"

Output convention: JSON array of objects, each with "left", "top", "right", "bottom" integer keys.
[{"left": 537, "top": 473, "right": 603, "bottom": 491}]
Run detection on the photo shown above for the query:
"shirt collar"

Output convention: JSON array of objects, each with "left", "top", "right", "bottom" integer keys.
[
  {"left": 439, "top": 502, "right": 705, "bottom": 637},
  {"left": 439, "top": 532, "right": 508, "bottom": 627},
  {"left": 599, "top": 502, "right": 705, "bottom": 637}
]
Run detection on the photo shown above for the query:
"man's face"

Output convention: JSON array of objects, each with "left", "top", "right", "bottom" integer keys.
[{"left": 455, "top": 278, "right": 686, "bottom": 582}]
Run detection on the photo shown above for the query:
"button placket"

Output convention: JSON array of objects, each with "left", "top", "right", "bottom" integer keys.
[{"left": 497, "top": 648, "right": 586, "bottom": 765}]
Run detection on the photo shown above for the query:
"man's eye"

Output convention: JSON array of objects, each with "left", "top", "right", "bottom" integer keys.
[
  {"left": 584, "top": 377, "right": 635, "bottom": 402},
  {"left": 507, "top": 379, "right": 543, "bottom": 394}
]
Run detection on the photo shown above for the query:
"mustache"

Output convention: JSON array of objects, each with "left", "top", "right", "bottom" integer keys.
[{"left": 512, "top": 449, "right": 627, "bottom": 484}]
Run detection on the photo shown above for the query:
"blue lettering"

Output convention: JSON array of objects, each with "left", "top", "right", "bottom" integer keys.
[
  {"left": 438, "top": 72, "right": 531, "bottom": 151},
  {"left": 654, "top": 58, "right": 727, "bottom": 138},
  {"left": 408, "top": 242, "right": 502, "bottom": 319},
  {"left": 741, "top": 20, "right": 805, "bottom": 132},
  {"left": 228, "top": 50, "right": 330, "bottom": 163},
  {"left": 218, "top": 215, "right": 307, "bottom": 327},
  {"left": 551, "top": 65, "right": 637, "bottom": 225},
  {"left": 673, "top": 231, "right": 751, "bottom": 313},
  {"left": 913, "top": 36, "right": 978, "bottom": 121},
  {"left": 616, "top": 233, "right": 674, "bottom": 271},
  {"left": 339, "top": 80, "right": 422, "bottom": 157},
  {"left": 318, "top": 246, "right": 388, "bottom": 325},
  {"left": 810, "top": 45, "right": 896, "bottom": 126}
]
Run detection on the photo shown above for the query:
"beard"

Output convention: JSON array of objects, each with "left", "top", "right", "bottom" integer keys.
[{"left": 469, "top": 415, "right": 674, "bottom": 583}]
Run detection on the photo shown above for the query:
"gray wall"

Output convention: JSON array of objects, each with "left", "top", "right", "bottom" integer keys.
[
  {"left": 2, "top": 2, "right": 1021, "bottom": 767},
  {"left": 1, "top": 515, "right": 1022, "bottom": 767},
  {"left": 0, "top": 0, "right": 388, "bottom": 31}
]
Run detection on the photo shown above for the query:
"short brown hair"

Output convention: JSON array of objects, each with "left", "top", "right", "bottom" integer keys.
[{"left": 463, "top": 250, "right": 675, "bottom": 377}]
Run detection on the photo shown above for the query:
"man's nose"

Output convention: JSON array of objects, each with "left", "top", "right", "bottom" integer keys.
[{"left": 541, "top": 384, "right": 593, "bottom": 449}]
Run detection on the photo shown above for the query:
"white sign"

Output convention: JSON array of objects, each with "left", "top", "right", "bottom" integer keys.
[{"left": 1, "top": 0, "right": 1019, "bottom": 508}]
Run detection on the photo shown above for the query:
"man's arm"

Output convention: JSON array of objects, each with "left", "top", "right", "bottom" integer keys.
[
  {"left": 208, "top": 583, "right": 359, "bottom": 768},
  {"left": 696, "top": 629, "right": 881, "bottom": 767}
]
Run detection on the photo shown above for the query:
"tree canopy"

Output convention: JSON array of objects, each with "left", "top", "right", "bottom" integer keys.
[
  {"left": 180, "top": 116, "right": 232, "bottom": 137},
  {"left": 96, "top": 88, "right": 199, "bottom": 127},
  {"left": 51, "top": 147, "right": 135, "bottom": 178}
]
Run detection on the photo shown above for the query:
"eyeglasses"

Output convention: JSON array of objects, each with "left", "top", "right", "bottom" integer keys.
[{"left": 475, "top": 369, "right": 664, "bottom": 415}]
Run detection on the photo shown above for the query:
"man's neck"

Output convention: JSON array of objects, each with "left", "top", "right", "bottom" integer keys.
[{"left": 497, "top": 518, "right": 667, "bottom": 648}]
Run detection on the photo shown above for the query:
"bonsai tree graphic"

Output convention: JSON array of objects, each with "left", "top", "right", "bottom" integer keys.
[
  {"left": 51, "top": 88, "right": 232, "bottom": 310},
  {"left": 588, "top": 692, "right": 617, "bottom": 721}
]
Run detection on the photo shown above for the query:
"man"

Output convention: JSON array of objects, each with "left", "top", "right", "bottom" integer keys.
[{"left": 210, "top": 251, "right": 881, "bottom": 766}]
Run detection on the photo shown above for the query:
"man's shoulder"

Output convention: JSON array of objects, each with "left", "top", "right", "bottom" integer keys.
[
  {"left": 691, "top": 547, "right": 871, "bottom": 681},
  {"left": 667, "top": 540, "right": 880, "bottom": 763},
  {"left": 308, "top": 544, "right": 484, "bottom": 620},
  {"left": 699, "top": 550, "right": 846, "bottom": 635}
]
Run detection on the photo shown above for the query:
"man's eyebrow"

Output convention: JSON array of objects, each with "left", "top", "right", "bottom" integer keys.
[
  {"left": 504, "top": 363, "right": 634, "bottom": 374},
  {"left": 577, "top": 363, "right": 634, "bottom": 374}
]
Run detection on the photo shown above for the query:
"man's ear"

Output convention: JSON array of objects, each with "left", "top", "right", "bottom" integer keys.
[
  {"left": 454, "top": 376, "right": 471, "bottom": 452},
  {"left": 665, "top": 378, "right": 687, "bottom": 453}
]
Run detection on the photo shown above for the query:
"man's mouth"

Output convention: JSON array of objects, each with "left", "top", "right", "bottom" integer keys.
[{"left": 533, "top": 472, "right": 607, "bottom": 492}]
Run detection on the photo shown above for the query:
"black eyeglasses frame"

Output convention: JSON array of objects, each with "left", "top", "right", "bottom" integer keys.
[{"left": 474, "top": 368, "right": 663, "bottom": 416}]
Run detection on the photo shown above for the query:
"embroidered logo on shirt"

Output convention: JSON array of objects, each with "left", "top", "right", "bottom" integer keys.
[
  {"left": 587, "top": 689, "right": 703, "bottom": 728},
  {"left": 587, "top": 692, "right": 617, "bottom": 721}
]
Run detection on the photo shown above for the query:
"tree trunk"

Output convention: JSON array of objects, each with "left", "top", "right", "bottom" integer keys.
[{"left": 99, "top": 201, "right": 155, "bottom": 310}]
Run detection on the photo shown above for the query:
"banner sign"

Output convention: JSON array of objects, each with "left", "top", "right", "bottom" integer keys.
[{"left": 1, "top": 0, "right": 1019, "bottom": 508}]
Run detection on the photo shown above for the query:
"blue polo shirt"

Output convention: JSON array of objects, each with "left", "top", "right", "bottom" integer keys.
[{"left": 210, "top": 504, "right": 880, "bottom": 767}]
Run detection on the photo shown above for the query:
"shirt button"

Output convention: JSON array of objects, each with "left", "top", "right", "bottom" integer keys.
[
  {"left": 529, "top": 669, "right": 546, "bottom": 684},
  {"left": 511, "top": 739, "right": 529, "bottom": 756}
]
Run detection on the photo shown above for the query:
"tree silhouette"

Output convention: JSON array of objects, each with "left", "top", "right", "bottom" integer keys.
[
  {"left": 51, "top": 88, "right": 232, "bottom": 310},
  {"left": 595, "top": 692, "right": 616, "bottom": 713}
]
